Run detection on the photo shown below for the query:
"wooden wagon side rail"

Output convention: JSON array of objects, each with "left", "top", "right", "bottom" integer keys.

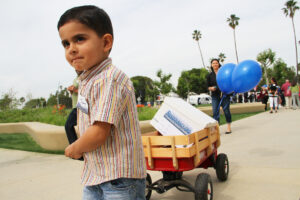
[
  {"left": 142, "top": 125, "right": 220, "bottom": 170},
  {"left": 146, "top": 137, "right": 153, "bottom": 169}
]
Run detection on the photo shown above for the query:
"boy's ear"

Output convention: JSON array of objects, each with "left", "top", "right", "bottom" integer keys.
[{"left": 103, "top": 34, "right": 113, "bottom": 53}]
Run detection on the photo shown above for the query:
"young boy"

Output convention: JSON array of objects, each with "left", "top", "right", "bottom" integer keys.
[{"left": 57, "top": 5, "right": 146, "bottom": 200}]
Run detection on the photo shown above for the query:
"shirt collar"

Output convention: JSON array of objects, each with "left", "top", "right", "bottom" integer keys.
[{"left": 79, "top": 57, "right": 112, "bottom": 81}]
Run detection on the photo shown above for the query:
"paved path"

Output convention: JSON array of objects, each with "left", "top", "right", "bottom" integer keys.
[{"left": 0, "top": 108, "right": 299, "bottom": 200}]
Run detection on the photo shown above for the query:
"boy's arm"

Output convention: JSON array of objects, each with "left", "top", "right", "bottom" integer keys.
[
  {"left": 67, "top": 85, "right": 74, "bottom": 92},
  {"left": 65, "top": 121, "right": 111, "bottom": 159},
  {"left": 73, "top": 87, "right": 78, "bottom": 93}
]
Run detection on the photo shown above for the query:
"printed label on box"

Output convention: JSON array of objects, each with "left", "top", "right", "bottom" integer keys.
[{"left": 163, "top": 110, "right": 192, "bottom": 135}]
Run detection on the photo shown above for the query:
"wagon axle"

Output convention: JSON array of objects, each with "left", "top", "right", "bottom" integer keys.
[{"left": 147, "top": 171, "right": 195, "bottom": 194}]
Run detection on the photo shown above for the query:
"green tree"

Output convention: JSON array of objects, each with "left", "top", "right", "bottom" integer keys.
[
  {"left": 218, "top": 53, "right": 226, "bottom": 64},
  {"left": 271, "top": 58, "right": 296, "bottom": 86},
  {"left": 0, "top": 94, "right": 12, "bottom": 111},
  {"left": 227, "top": 14, "right": 240, "bottom": 64},
  {"left": 282, "top": 0, "right": 299, "bottom": 81},
  {"left": 177, "top": 71, "right": 190, "bottom": 98},
  {"left": 131, "top": 76, "right": 158, "bottom": 103},
  {"left": 19, "top": 97, "right": 25, "bottom": 104},
  {"left": 24, "top": 98, "right": 46, "bottom": 109},
  {"left": 177, "top": 68, "right": 209, "bottom": 98},
  {"left": 47, "top": 94, "right": 58, "bottom": 107},
  {"left": 0, "top": 89, "right": 20, "bottom": 110},
  {"left": 154, "top": 69, "right": 173, "bottom": 95},
  {"left": 257, "top": 49, "right": 276, "bottom": 85},
  {"left": 19, "top": 97, "right": 25, "bottom": 108},
  {"left": 192, "top": 30, "right": 206, "bottom": 68},
  {"left": 47, "top": 86, "right": 72, "bottom": 108},
  {"left": 145, "top": 82, "right": 160, "bottom": 103}
]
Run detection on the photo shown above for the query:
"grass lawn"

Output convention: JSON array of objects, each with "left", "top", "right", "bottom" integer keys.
[
  {"left": 0, "top": 107, "right": 70, "bottom": 126},
  {"left": 0, "top": 106, "right": 158, "bottom": 125},
  {"left": 137, "top": 106, "right": 159, "bottom": 121},
  {"left": 0, "top": 110, "right": 262, "bottom": 154},
  {"left": 219, "top": 111, "right": 261, "bottom": 125},
  {"left": 0, "top": 133, "right": 64, "bottom": 154}
]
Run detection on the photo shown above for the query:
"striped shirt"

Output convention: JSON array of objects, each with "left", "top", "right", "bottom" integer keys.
[{"left": 78, "top": 58, "right": 146, "bottom": 186}]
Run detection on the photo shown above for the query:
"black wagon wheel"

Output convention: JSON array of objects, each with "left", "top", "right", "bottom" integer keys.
[
  {"left": 215, "top": 153, "right": 229, "bottom": 181},
  {"left": 194, "top": 173, "right": 213, "bottom": 200},
  {"left": 145, "top": 173, "right": 152, "bottom": 200}
]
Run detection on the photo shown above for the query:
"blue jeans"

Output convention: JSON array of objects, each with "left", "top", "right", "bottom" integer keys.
[
  {"left": 82, "top": 178, "right": 146, "bottom": 200},
  {"left": 212, "top": 95, "right": 232, "bottom": 123}
]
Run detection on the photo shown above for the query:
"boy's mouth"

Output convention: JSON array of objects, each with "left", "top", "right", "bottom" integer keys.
[{"left": 72, "top": 57, "right": 83, "bottom": 63}]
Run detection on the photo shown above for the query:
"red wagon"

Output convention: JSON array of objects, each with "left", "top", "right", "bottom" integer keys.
[{"left": 142, "top": 125, "right": 229, "bottom": 200}]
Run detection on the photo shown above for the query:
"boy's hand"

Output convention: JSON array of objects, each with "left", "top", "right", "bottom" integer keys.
[
  {"left": 67, "top": 85, "right": 75, "bottom": 92},
  {"left": 64, "top": 122, "right": 111, "bottom": 159},
  {"left": 65, "top": 143, "right": 83, "bottom": 159}
]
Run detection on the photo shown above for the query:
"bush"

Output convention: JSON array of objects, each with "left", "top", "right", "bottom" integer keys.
[
  {"left": 0, "top": 107, "right": 70, "bottom": 126},
  {"left": 0, "top": 106, "right": 159, "bottom": 125}
]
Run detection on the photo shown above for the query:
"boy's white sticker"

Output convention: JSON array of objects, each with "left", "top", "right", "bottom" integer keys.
[{"left": 77, "top": 94, "right": 88, "bottom": 114}]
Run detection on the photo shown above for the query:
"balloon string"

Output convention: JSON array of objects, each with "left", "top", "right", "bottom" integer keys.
[{"left": 217, "top": 94, "right": 226, "bottom": 121}]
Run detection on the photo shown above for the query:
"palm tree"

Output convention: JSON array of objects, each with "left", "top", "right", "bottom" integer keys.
[
  {"left": 218, "top": 53, "right": 226, "bottom": 64},
  {"left": 282, "top": 0, "right": 299, "bottom": 81},
  {"left": 227, "top": 14, "right": 240, "bottom": 64},
  {"left": 257, "top": 49, "right": 276, "bottom": 85},
  {"left": 192, "top": 30, "right": 206, "bottom": 68}
]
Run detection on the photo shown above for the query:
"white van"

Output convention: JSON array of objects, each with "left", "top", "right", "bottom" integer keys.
[{"left": 187, "top": 94, "right": 212, "bottom": 105}]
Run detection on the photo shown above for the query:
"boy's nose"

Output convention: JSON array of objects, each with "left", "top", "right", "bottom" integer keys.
[{"left": 69, "top": 43, "right": 78, "bottom": 54}]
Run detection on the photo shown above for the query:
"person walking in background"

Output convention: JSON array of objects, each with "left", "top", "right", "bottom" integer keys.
[
  {"left": 207, "top": 59, "right": 232, "bottom": 134},
  {"left": 65, "top": 70, "right": 82, "bottom": 147},
  {"left": 291, "top": 79, "right": 300, "bottom": 110},
  {"left": 276, "top": 85, "right": 282, "bottom": 109},
  {"left": 268, "top": 77, "right": 278, "bottom": 113},
  {"left": 243, "top": 92, "right": 248, "bottom": 103},
  {"left": 257, "top": 85, "right": 269, "bottom": 111},
  {"left": 238, "top": 93, "right": 243, "bottom": 103},
  {"left": 279, "top": 88, "right": 286, "bottom": 107},
  {"left": 281, "top": 79, "right": 292, "bottom": 109}
]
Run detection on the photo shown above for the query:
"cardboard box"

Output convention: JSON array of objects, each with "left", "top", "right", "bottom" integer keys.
[{"left": 150, "top": 97, "right": 217, "bottom": 136}]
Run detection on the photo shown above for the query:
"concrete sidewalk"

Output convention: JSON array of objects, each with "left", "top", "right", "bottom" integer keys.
[{"left": 0, "top": 108, "right": 299, "bottom": 200}]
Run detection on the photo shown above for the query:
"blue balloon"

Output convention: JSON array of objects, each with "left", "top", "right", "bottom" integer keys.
[
  {"left": 216, "top": 63, "right": 236, "bottom": 94},
  {"left": 232, "top": 60, "right": 262, "bottom": 93}
]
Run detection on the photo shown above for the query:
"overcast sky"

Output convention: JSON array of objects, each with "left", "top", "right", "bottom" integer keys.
[{"left": 1, "top": 0, "right": 299, "bottom": 100}]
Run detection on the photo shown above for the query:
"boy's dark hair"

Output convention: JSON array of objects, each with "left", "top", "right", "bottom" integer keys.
[{"left": 57, "top": 5, "right": 113, "bottom": 39}]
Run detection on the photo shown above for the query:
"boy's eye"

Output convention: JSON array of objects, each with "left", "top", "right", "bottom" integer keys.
[
  {"left": 76, "top": 36, "right": 86, "bottom": 43},
  {"left": 62, "top": 41, "right": 70, "bottom": 48}
]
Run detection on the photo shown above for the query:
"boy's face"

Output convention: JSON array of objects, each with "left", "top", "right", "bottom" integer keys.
[{"left": 59, "top": 21, "right": 112, "bottom": 71}]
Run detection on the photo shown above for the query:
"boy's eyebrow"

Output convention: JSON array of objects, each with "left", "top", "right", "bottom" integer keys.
[
  {"left": 61, "top": 33, "right": 88, "bottom": 44},
  {"left": 72, "top": 33, "right": 88, "bottom": 39}
]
